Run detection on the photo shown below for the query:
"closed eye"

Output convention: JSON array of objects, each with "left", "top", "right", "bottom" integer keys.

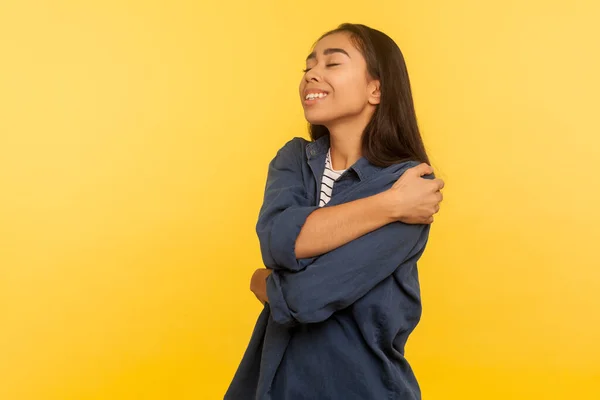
[{"left": 302, "top": 64, "right": 341, "bottom": 73}]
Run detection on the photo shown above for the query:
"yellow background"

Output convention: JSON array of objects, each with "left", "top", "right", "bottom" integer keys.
[{"left": 1, "top": 0, "right": 599, "bottom": 399}]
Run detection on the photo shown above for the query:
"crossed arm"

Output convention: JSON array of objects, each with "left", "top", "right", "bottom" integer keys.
[{"left": 250, "top": 139, "right": 442, "bottom": 320}]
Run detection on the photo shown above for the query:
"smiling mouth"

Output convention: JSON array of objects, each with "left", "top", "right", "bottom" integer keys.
[{"left": 305, "top": 92, "right": 329, "bottom": 101}]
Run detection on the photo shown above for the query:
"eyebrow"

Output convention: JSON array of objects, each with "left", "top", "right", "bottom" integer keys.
[{"left": 306, "top": 48, "right": 351, "bottom": 61}]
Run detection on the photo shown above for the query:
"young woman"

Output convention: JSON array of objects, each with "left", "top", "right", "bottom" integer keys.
[{"left": 226, "top": 23, "right": 444, "bottom": 400}]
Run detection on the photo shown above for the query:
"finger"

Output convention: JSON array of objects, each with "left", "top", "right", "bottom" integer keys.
[
  {"left": 434, "top": 204, "right": 440, "bottom": 214},
  {"left": 411, "top": 163, "right": 434, "bottom": 177},
  {"left": 437, "top": 191, "right": 444, "bottom": 202},
  {"left": 427, "top": 216, "right": 434, "bottom": 224},
  {"left": 434, "top": 178, "right": 445, "bottom": 190}
]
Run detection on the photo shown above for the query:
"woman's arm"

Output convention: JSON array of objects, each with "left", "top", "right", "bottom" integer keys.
[
  {"left": 294, "top": 193, "right": 393, "bottom": 259},
  {"left": 295, "top": 163, "right": 443, "bottom": 259},
  {"left": 263, "top": 163, "right": 433, "bottom": 325},
  {"left": 268, "top": 218, "right": 429, "bottom": 327},
  {"left": 257, "top": 138, "right": 443, "bottom": 271}
]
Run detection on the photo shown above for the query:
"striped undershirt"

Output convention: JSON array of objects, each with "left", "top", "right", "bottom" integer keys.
[{"left": 319, "top": 148, "right": 347, "bottom": 207}]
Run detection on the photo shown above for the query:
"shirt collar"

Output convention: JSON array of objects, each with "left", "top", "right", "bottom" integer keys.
[{"left": 305, "top": 134, "right": 383, "bottom": 181}]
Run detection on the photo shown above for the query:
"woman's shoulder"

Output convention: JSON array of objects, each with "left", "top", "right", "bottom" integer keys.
[
  {"left": 266, "top": 137, "right": 312, "bottom": 171},
  {"left": 274, "top": 137, "right": 320, "bottom": 167},
  {"left": 276, "top": 136, "right": 310, "bottom": 156},
  {"left": 381, "top": 160, "right": 421, "bottom": 175},
  {"left": 283, "top": 136, "right": 310, "bottom": 151}
]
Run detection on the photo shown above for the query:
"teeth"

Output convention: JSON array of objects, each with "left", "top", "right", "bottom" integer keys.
[{"left": 305, "top": 92, "right": 328, "bottom": 100}]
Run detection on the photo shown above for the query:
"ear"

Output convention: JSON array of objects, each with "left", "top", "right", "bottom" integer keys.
[{"left": 368, "top": 80, "right": 381, "bottom": 105}]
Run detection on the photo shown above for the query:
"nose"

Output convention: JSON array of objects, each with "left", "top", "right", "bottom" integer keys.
[{"left": 304, "top": 68, "right": 321, "bottom": 83}]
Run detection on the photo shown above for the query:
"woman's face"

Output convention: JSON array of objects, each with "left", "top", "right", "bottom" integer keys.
[{"left": 299, "top": 32, "right": 380, "bottom": 127}]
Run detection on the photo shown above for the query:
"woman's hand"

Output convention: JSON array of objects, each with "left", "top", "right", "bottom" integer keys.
[
  {"left": 250, "top": 268, "right": 272, "bottom": 304},
  {"left": 381, "top": 163, "right": 444, "bottom": 224}
]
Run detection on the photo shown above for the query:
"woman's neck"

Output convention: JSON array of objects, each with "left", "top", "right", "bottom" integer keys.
[
  {"left": 328, "top": 133, "right": 361, "bottom": 171},
  {"left": 326, "top": 114, "right": 371, "bottom": 170}
]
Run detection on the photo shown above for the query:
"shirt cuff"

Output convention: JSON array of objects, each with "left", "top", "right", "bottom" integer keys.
[
  {"left": 266, "top": 272, "right": 296, "bottom": 327},
  {"left": 270, "top": 205, "right": 319, "bottom": 271}
]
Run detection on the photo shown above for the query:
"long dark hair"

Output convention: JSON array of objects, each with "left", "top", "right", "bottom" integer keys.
[{"left": 310, "top": 23, "right": 430, "bottom": 166}]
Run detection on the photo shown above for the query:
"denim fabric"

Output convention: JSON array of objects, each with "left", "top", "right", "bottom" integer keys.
[{"left": 225, "top": 135, "right": 430, "bottom": 400}]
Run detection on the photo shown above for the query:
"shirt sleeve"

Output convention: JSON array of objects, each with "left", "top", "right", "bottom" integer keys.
[
  {"left": 255, "top": 137, "right": 319, "bottom": 272},
  {"left": 266, "top": 219, "right": 430, "bottom": 327}
]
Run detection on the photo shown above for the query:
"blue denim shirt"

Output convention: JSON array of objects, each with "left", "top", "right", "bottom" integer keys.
[{"left": 225, "top": 135, "right": 430, "bottom": 400}]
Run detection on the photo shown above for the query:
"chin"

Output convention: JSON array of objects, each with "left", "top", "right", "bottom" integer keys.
[{"left": 304, "top": 110, "right": 334, "bottom": 126}]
